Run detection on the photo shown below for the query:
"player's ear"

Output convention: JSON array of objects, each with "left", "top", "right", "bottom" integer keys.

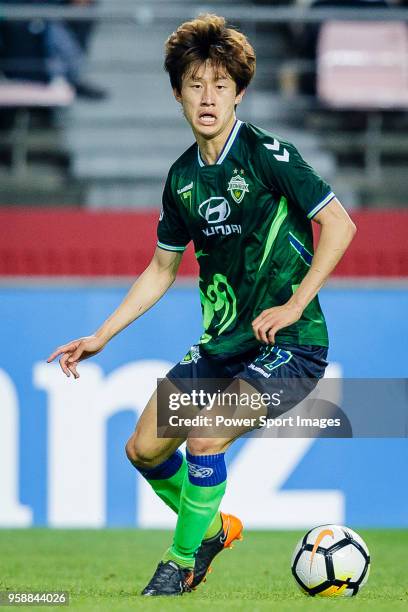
[
  {"left": 235, "top": 88, "right": 246, "bottom": 106},
  {"left": 173, "top": 87, "right": 182, "bottom": 103}
]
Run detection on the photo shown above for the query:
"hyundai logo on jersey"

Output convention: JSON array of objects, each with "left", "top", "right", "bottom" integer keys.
[{"left": 199, "top": 197, "right": 231, "bottom": 224}]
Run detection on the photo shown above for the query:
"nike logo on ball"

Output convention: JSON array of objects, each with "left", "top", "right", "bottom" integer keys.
[{"left": 310, "top": 529, "right": 334, "bottom": 568}]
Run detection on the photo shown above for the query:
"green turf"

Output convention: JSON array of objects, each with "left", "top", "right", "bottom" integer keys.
[{"left": 0, "top": 529, "right": 407, "bottom": 611}]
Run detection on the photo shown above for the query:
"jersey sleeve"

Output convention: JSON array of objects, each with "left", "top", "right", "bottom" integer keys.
[
  {"left": 157, "top": 173, "right": 190, "bottom": 252},
  {"left": 259, "top": 138, "right": 335, "bottom": 219}
]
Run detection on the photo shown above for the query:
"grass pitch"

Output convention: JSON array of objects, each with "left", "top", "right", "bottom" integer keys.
[{"left": 0, "top": 529, "right": 407, "bottom": 611}]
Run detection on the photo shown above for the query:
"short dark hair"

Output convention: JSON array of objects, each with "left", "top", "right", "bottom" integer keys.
[{"left": 164, "top": 14, "right": 256, "bottom": 94}]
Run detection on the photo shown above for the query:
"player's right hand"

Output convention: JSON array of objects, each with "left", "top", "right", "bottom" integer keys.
[{"left": 46, "top": 335, "right": 105, "bottom": 379}]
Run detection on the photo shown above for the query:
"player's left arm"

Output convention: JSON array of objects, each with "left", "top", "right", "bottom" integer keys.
[{"left": 252, "top": 197, "right": 356, "bottom": 344}]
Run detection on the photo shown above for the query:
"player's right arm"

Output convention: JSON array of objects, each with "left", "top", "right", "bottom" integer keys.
[{"left": 46, "top": 246, "right": 183, "bottom": 379}]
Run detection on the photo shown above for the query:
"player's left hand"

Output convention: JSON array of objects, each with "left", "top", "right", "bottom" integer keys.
[{"left": 252, "top": 303, "right": 303, "bottom": 344}]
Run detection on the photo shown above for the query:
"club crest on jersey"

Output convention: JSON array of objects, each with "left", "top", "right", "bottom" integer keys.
[
  {"left": 180, "top": 345, "right": 201, "bottom": 365},
  {"left": 227, "top": 174, "right": 249, "bottom": 204}
]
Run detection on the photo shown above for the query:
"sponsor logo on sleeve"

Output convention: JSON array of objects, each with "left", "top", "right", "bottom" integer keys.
[{"left": 264, "top": 139, "right": 290, "bottom": 163}]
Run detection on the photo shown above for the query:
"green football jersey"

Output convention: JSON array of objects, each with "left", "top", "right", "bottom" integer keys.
[{"left": 157, "top": 120, "right": 334, "bottom": 356}]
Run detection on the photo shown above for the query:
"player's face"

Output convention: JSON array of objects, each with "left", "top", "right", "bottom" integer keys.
[{"left": 174, "top": 60, "right": 245, "bottom": 140}]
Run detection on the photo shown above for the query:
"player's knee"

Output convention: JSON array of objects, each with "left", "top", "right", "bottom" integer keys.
[
  {"left": 187, "top": 438, "right": 226, "bottom": 456},
  {"left": 125, "top": 434, "right": 158, "bottom": 468}
]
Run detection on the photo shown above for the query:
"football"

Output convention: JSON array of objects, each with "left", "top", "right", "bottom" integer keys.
[{"left": 291, "top": 524, "right": 370, "bottom": 597}]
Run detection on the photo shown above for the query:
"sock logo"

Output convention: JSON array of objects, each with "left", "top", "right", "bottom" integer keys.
[{"left": 187, "top": 462, "right": 214, "bottom": 478}]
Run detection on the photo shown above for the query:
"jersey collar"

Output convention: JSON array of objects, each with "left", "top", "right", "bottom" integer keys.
[{"left": 197, "top": 119, "right": 243, "bottom": 167}]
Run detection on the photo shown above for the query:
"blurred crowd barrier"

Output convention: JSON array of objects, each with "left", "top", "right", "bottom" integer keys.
[
  {"left": 0, "top": 2, "right": 408, "bottom": 207},
  {"left": 0, "top": 208, "right": 407, "bottom": 277}
]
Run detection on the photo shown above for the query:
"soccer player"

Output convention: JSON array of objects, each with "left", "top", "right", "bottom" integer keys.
[{"left": 47, "top": 14, "right": 356, "bottom": 596}]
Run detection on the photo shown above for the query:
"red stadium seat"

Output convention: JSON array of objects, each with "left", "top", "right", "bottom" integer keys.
[{"left": 317, "top": 21, "right": 408, "bottom": 109}]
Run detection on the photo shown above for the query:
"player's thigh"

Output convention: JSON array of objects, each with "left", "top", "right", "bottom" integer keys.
[{"left": 127, "top": 381, "right": 184, "bottom": 466}]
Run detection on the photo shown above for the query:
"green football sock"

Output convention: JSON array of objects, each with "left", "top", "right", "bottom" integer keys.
[
  {"left": 165, "top": 451, "right": 227, "bottom": 567},
  {"left": 135, "top": 450, "right": 186, "bottom": 514},
  {"left": 145, "top": 458, "right": 186, "bottom": 514},
  {"left": 203, "top": 511, "right": 223, "bottom": 539},
  {"left": 137, "top": 451, "right": 223, "bottom": 539}
]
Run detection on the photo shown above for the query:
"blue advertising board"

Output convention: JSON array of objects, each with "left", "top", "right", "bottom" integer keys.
[{"left": 0, "top": 284, "right": 407, "bottom": 528}]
